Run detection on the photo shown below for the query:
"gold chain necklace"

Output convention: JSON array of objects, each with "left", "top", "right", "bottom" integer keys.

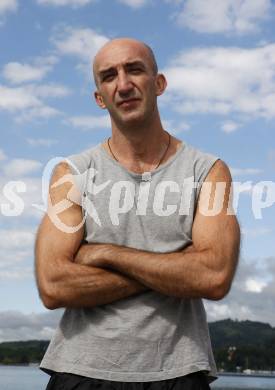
[{"left": 107, "top": 131, "right": 171, "bottom": 172}]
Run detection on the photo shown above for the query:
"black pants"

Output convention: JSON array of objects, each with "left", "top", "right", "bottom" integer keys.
[{"left": 46, "top": 371, "right": 210, "bottom": 390}]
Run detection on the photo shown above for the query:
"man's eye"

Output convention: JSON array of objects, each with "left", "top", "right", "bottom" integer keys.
[
  {"left": 103, "top": 74, "right": 115, "bottom": 82},
  {"left": 130, "top": 68, "right": 142, "bottom": 73}
]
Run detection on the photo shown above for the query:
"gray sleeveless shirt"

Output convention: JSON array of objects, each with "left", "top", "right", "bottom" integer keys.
[{"left": 40, "top": 141, "right": 219, "bottom": 382}]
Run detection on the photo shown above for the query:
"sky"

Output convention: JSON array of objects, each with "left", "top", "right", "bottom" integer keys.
[{"left": 0, "top": 0, "right": 275, "bottom": 342}]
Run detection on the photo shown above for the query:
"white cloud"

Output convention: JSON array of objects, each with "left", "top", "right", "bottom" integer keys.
[
  {"left": 37, "top": 0, "right": 92, "bottom": 7},
  {"left": 2, "top": 56, "right": 58, "bottom": 84},
  {"left": 0, "top": 85, "right": 40, "bottom": 111},
  {"left": 221, "top": 121, "right": 241, "bottom": 133},
  {"left": 205, "top": 256, "right": 275, "bottom": 326},
  {"left": 176, "top": 0, "right": 272, "bottom": 35},
  {"left": 0, "top": 310, "right": 63, "bottom": 341},
  {"left": 245, "top": 278, "right": 268, "bottom": 293},
  {"left": 0, "top": 83, "right": 70, "bottom": 122},
  {"left": 163, "top": 43, "right": 275, "bottom": 119},
  {"left": 0, "top": 229, "right": 35, "bottom": 251},
  {"left": 0, "top": 227, "right": 35, "bottom": 277},
  {"left": 205, "top": 301, "right": 253, "bottom": 322},
  {"left": 34, "top": 0, "right": 139, "bottom": 8},
  {"left": 25, "top": 83, "right": 71, "bottom": 98},
  {"left": 27, "top": 138, "right": 58, "bottom": 147},
  {"left": 3, "top": 62, "right": 46, "bottom": 84},
  {"left": 65, "top": 114, "right": 110, "bottom": 130},
  {"left": 162, "top": 118, "right": 190, "bottom": 135},
  {"left": 118, "top": 0, "right": 148, "bottom": 8},
  {"left": 0, "top": 252, "right": 34, "bottom": 275},
  {"left": 2, "top": 159, "right": 42, "bottom": 177},
  {"left": 0, "top": 267, "right": 33, "bottom": 280},
  {"left": 52, "top": 26, "right": 109, "bottom": 61},
  {"left": 0, "top": 0, "right": 18, "bottom": 15},
  {"left": 230, "top": 167, "right": 263, "bottom": 176},
  {"left": 15, "top": 106, "right": 61, "bottom": 123}
]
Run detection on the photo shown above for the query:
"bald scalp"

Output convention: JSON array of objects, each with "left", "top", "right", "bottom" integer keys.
[{"left": 93, "top": 38, "right": 158, "bottom": 87}]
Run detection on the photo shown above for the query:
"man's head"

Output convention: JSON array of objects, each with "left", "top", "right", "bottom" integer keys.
[
  {"left": 92, "top": 38, "right": 167, "bottom": 129},
  {"left": 93, "top": 38, "right": 158, "bottom": 85}
]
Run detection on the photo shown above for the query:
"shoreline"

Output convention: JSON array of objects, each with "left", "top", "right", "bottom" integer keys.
[
  {"left": 219, "top": 372, "right": 275, "bottom": 379},
  {"left": 1, "top": 365, "right": 275, "bottom": 379}
]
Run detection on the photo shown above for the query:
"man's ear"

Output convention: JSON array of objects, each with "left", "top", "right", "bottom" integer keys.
[
  {"left": 94, "top": 91, "right": 106, "bottom": 109},
  {"left": 155, "top": 74, "right": 167, "bottom": 97}
]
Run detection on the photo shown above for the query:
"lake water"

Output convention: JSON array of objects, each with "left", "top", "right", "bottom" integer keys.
[{"left": 1, "top": 366, "right": 275, "bottom": 390}]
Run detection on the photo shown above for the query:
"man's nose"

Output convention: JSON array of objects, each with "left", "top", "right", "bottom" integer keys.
[{"left": 117, "top": 72, "right": 133, "bottom": 95}]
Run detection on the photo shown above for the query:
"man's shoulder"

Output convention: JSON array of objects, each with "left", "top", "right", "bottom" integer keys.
[
  {"left": 174, "top": 142, "right": 218, "bottom": 173},
  {"left": 183, "top": 142, "right": 218, "bottom": 162},
  {"left": 65, "top": 143, "right": 102, "bottom": 174},
  {"left": 67, "top": 143, "right": 102, "bottom": 161}
]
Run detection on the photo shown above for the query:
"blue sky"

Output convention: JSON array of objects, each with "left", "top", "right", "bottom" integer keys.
[{"left": 0, "top": 0, "right": 275, "bottom": 341}]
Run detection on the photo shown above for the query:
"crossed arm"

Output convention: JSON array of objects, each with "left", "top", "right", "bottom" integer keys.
[{"left": 35, "top": 159, "right": 240, "bottom": 310}]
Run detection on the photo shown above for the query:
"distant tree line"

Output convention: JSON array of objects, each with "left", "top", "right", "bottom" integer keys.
[
  {"left": 0, "top": 340, "right": 49, "bottom": 365},
  {"left": 209, "top": 319, "right": 275, "bottom": 372},
  {"left": 0, "top": 319, "right": 275, "bottom": 372}
]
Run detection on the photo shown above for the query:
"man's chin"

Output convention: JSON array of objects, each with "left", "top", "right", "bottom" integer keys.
[{"left": 117, "top": 111, "right": 146, "bottom": 126}]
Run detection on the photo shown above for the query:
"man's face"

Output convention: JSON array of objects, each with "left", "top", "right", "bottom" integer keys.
[{"left": 93, "top": 42, "right": 165, "bottom": 127}]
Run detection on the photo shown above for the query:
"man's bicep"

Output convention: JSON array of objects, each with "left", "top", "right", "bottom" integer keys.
[
  {"left": 36, "top": 210, "right": 84, "bottom": 265},
  {"left": 35, "top": 162, "right": 84, "bottom": 290},
  {"left": 191, "top": 160, "right": 240, "bottom": 273}
]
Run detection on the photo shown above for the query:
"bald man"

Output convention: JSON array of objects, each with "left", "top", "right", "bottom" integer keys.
[{"left": 36, "top": 38, "right": 240, "bottom": 390}]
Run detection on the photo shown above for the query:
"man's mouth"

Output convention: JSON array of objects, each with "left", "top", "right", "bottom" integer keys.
[{"left": 118, "top": 98, "right": 140, "bottom": 107}]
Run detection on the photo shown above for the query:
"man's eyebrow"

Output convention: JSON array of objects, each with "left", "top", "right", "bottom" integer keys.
[
  {"left": 125, "top": 60, "right": 146, "bottom": 68},
  {"left": 98, "top": 61, "right": 146, "bottom": 77},
  {"left": 98, "top": 67, "right": 116, "bottom": 76}
]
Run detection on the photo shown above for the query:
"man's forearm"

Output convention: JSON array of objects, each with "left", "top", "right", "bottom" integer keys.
[
  {"left": 41, "top": 259, "right": 147, "bottom": 309},
  {"left": 106, "top": 246, "right": 215, "bottom": 298},
  {"left": 78, "top": 243, "right": 236, "bottom": 300}
]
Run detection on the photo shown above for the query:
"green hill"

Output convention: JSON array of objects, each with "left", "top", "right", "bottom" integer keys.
[
  {"left": 0, "top": 340, "right": 49, "bottom": 365},
  {"left": 0, "top": 319, "right": 275, "bottom": 371},
  {"left": 209, "top": 319, "right": 275, "bottom": 371}
]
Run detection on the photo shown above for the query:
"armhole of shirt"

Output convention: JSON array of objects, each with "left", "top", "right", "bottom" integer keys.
[
  {"left": 65, "top": 150, "right": 95, "bottom": 241},
  {"left": 195, "top": 157, "right": 220, "bottom": 203}
]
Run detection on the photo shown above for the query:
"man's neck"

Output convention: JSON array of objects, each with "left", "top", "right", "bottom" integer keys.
[{"left": 103, "top": 124, "right": 182, "bottom": 174}]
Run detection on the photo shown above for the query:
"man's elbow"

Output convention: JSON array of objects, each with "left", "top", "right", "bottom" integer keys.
[
  {"left": 206, "top": 248, "right": 239, "bottom": 301},
  {"left": 41, "top": 293, "right": 61, "bottom": 310},
  {"left": 206, "top": 272, "right": 234, "bottom": 301},
  {"left": 207, "top": 283, "right": 231, "bottom": 301},
  {"left": 38, "top": 280, "right": 62, "bottom": 310}
]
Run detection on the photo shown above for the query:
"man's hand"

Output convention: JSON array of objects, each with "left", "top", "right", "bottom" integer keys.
[
  {"left": 74, "top": 243, "right": 112, "bottom": 267},
  {"left": 75, "top": 241, "right": 195, "bottom": 267}
]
